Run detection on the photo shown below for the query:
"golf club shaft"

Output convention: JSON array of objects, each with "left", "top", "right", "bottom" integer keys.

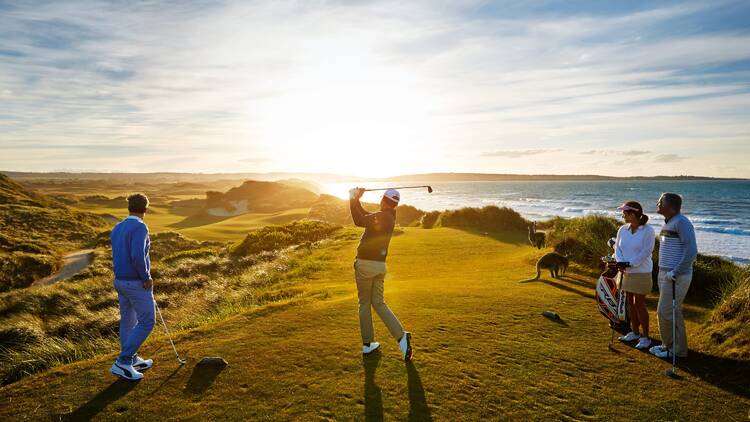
[
  {"left": 155, "top": 300, "right": 184, "bottom": 362},
  {"left": 363, "top": 185, "right": 430, "bottom": 192},
  {"left": 672, "top": 279, "right": 677, "bottom": 373}
]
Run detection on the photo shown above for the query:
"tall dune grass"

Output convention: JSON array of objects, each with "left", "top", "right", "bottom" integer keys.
[{"left": 0, "top": 221, "right": 342, "bottom": 385}]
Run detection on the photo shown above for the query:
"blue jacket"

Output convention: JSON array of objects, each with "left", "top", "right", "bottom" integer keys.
[{"left": 111, "top": 216, "right": 151, "bottom": 282}]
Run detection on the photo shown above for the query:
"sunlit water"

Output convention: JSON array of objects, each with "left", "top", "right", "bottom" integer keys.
[{"left": 325, "top": 180, "right": 750, "bottom": 265}]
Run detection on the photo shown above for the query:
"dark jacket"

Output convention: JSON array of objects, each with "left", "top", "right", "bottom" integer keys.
[{"left": 350, "top": 198, "right": 396, "bottom": 262}]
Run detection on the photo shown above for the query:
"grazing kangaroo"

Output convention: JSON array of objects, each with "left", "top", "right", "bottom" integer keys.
[
  {"left": 528, "top": 222, "right": 546, "bottom": 249},
  {"left": 534, "top": 252, "right": 569, "bottom": 279}
]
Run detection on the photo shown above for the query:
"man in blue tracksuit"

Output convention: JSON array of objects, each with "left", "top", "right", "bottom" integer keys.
[{"left": 110, "top": 193, "right": 155, "bottom": 380}]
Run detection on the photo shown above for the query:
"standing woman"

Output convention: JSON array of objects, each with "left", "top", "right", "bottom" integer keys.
[{"left": 615, "top": 201, "right": 656, "bottom": 350}]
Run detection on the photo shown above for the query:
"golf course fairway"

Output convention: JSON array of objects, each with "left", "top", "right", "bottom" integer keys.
[{"left": 1, "top": 228, "right": 747, "bottom": 421}]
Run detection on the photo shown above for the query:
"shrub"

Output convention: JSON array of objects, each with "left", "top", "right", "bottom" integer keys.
[
  {"left": 308, "top": 194, "right": 425, "bottom": 226},
  {"left": 231, "top": 220, "right": 340, "bottom": 256},
  {"left": 395, "top": 204, "right": 424, "bottom": 227},
  {"left": 690, "top": 255, "right": 739, "bottom": 303},
  {"left": 162, "top": 247, "right": 217, "bottom": 264},
  {"left": 0, "top": 252, "right": 58, "bottom": 292},
  {"left": 545, "top": 215, "right": 620, "bottom": 268},
  {"left": 436, "top": 206, "right": 528, "bottom": 232},
  {"left": 421, "top": 211, "right": 441, "bottom": 229}
]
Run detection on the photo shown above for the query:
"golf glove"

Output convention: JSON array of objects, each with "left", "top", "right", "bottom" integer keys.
[
  {"left": 666, "top": 270, "right": 677, "bottom": 282},
  {"left": 349, "top": 188, "right": 365, "bottom": 200}
]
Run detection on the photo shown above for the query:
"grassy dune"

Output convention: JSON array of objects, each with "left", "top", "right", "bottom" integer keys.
[
  {"left": 177, "top": 208, "right": 311, "bottom": 242},
  {"left": 1, "top": 228, "right": 747, "bottom": 420}
]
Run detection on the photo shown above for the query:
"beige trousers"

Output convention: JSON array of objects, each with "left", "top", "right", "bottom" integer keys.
[
  {"left": 657, "top": 270, "right": 692, "bottom": 357},
  {"left": 355, "top": 259, "right": 404, "bottom": 344}
]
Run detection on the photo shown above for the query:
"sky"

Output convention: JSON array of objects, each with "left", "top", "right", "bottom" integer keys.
[{"left": 1, "top": 0, "right": 749, "bottom": 178}]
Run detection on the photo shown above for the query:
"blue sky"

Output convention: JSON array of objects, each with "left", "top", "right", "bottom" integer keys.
[{"left": 1, "top": 0, "right": 749, "bottom": 177}]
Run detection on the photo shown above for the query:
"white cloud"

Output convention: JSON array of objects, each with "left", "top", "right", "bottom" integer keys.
[{"left": 0, "top": 1, "right": 748, "bottom": 177}]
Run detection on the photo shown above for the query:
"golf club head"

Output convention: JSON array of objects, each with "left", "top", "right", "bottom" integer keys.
[
  {"left": 664, "top": 368, "right": 681, "bottom": 379},
  {"left": 177, "top": 357, "right": 187, "bottom": 365},
  {"left": 426, "top": 186, "right": 433, "bottom": 193}
]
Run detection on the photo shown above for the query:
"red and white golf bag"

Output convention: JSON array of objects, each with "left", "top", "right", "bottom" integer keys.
[{"left": 595, "top": 266, "right": 629, "bottom": 333}]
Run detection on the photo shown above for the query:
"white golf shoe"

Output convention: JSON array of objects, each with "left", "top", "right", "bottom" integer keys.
[
  {"left": 635, "top": 337, "right": 652, "bottom": 350},
  {"left": 649, "top": 344, "right": 667, "bottom": 355},
  {"left": 110, "top": 361, "right": 144, "bottom": 381},
  {"left": 362, "top": 342, "right": 380, "bottom": 354},
  {"left": 399, "top": 332, "right": 413, "bottom": 362},
  {"left": 133, "top": 355, "right": 153, "bottom": 371},
  {"left": 618, "top": 331, "right": 640, "bottom": 342}
]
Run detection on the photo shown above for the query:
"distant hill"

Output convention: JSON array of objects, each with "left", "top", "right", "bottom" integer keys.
[
  {"left": 384, "top": 173, "right": 746, "bottom": 182},
  {"left": 172, "top": 180, "right": 320, "bottom": 228},
  {"left": 4, "top": 171, "right": 745, "bottom": 185},
  {"left": 0, "top": 173, "right": 108, "bottom": 291}
]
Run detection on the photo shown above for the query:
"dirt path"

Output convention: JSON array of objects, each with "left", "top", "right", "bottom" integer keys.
[{"left": 33, "top": 249, "right": 95, "bottom": 286}]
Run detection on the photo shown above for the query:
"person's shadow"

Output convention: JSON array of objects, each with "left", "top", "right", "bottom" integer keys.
[
  {"left": 60, "top": 378, "right": 140, "bottom": 421},
  {"left": 362, "top": 351, "right": 384, "bottom": 421},
  {"left": 406, "top": 362, "right": 433, "bottom": 422}
]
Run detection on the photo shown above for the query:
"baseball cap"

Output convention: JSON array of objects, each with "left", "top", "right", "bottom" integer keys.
[{"left": 383, "top": 189, "right": 400, "bottom": 204}]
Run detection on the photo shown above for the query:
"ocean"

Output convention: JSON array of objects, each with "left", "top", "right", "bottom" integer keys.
[{"left": 324, "top": 180, "right": 750, "bottom": 265}]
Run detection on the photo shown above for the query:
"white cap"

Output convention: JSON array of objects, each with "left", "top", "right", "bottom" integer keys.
[{"left": 383, "top": 189, "right": 400, "bottom": 204}]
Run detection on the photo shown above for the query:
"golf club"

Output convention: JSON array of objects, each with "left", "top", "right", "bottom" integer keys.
[
  {"left": 363, "top": 185, "right": 433, "bottom": 194},
  {"left": 664, "top": 277, "right": 679, "bottom": 379},
  {"left": 155, "top": 300, "right": 187, "bottom": 365}
]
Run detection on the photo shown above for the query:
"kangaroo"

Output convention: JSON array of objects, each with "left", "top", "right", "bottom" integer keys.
[
  {"left": 528, "top": 222, "right": 546, "bottom": 249},
  {"left": 534, "top": 252, "right": 569, "bottom": 279}
]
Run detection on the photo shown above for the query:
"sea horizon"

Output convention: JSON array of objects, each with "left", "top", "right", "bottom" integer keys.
[{"left": 325, "top": 179, "right": 750, "bottom": 265}]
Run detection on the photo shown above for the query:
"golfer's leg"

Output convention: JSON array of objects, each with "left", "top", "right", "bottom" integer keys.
[
  {"left": 627, "top": 293, "right": 640, "bottom": 333},
  {"left": 673, "top": 274, "right": 692, "bottom": 356},
  {"left": 121, "top": 284, "right": 155, "bottom": 362},
  {"left": 634, "top": 294, "right": 649, "bottom": 337},
  {"left": 355, "top": 265, "right": 375, "bottom": 344},
  {"left": 115, "top": 280, "right": 137, "bottom": 364},
  {"left": 371, "top": 274, "right": 404, "bottom": 340},
  {"left": 656, "top": 272, "right": 673, "bottom": 349}
]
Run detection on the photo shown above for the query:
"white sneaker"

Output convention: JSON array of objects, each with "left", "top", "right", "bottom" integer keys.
[
  {"left": 649, "top": 344, "right": 667, "bottom": 356},
  {"left": 618, "top": 331, "right": 640, "bottom": 342},
  {"left": 399, "top": 332, "right": 413, "bottom": 362},
  {"left": 635, "top": 337, "right": 652, "bottom": 350},
  {"left": 110, "top": 361, "right": 144, "bottom": 380},
  {"left": 652, "top": 347, "right": 672, "bottom": 359},
  {"left": 133, "top": 355, "right": 153, "bottom": 371},
  {"left": 362, "top": 342, "right": 380, "bottom": 354}
]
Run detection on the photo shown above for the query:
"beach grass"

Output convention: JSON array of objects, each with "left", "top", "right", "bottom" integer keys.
[{"left": 0, "top": 227, "right": 747, "bottom": 420}]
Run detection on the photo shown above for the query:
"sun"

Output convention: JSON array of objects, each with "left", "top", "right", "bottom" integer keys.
[{"left": 249, "top": 38, "right": 440, "bottom": 177}]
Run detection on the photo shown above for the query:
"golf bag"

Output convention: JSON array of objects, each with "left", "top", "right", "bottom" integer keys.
[{"left": 595, "top": 266, "right": 629, "bottom": 333}]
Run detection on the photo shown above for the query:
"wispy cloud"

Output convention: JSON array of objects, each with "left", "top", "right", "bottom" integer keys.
[
  {"left": 481, "top": 149, "right": 560, "bottom": 158},
  {"left": 582, "top": 150, "right": 652, "bottom": 156},
  {"left": 0, "top": 1, "right": 748, "bottom": 177},
  {"left": 654, "top": 153, "right": 688, "bottom": 162}
]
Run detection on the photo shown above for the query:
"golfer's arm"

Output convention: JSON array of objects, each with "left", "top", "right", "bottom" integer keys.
[
  {"left": 349, "top": 198, "right": 371, "bottom": 227},
  {"left": 129, "top": 226, "right": 151, "bottom": 281},
  {"left": 674, "top": 220, "right": 698, "bottom": 275},
  {"left": 613, "top": 230, "right": 626, "bottom": 262},
  {"left": 630, "top": 228, "right": 655, "bottom": 268}
]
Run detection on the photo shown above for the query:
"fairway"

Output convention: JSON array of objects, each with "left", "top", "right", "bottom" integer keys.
[{"left": 0, "top": 228, "right": 747, "bottom": 420}]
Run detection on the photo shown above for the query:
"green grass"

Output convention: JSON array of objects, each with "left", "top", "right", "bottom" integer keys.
[
  {"left": 0, "top": 222, "right": 343, "bottom": 386},
  {"left": 0, "top": 227, "right": 747, "bottom": 420},
  {"left": 177, "top": 208, "right": 311, "bottom": 241}
]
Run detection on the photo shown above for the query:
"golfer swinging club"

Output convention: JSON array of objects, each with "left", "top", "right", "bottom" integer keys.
[
  {"left": 109, "top": 193, "right": 155, "bottom": 380},
  {"left": 349, "top": 187, "right": 413, "bottom": 361}
]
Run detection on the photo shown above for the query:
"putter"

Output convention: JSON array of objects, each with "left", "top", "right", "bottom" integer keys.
[
  {"left": 363, "top": 185, "right": 433, "bottom": 194},
  {"left": 155, "top": 300, "right": 187, "bottom": 365},
  {"left": 664, "top": 277, "right": 678, "bottom": 378}
]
